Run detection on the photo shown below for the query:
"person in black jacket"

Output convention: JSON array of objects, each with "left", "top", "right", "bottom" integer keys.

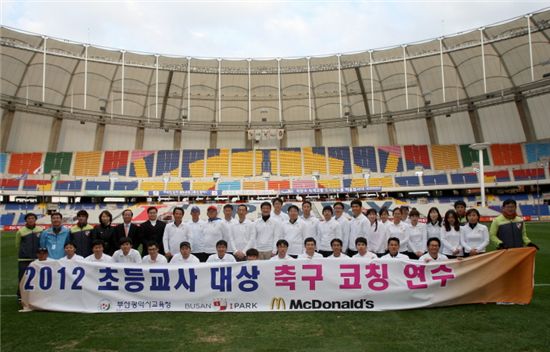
[
  {"left": 91, "top": 210, "right": 116, "bottom": 255},
  {"left": 139, "top": 206, "right": 166, "bottom": 256},
  {"left": 114, "top": 209, "right": 141, "bottom": 252}
]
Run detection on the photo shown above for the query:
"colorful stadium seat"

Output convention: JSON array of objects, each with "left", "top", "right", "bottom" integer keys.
[
  {"left": 23, "top": 179, "right": 52, "bottom": 191},
  {"left": 292, "top": 179, "right": 316, "bottom": 189},
  {"left": 395, "top": 176, "right": 420, "bottom": 186},
  {"left": 0, "top": 178, "right": 20, "bottom": 191},
  {"left": 513, "top": 168, "right": 545, "bottom": 181},
  {"left": 327, "top": 147, "right": 352, "bottom": 175},
  {"left": 352, "top": 146, "right": 377, "bottom": 173},
  {"left": 192, "top": 181, "right": 216, "bottom": 191},
  {"left": 279, "top": 148, "right": 302, "bottom": 176},
  {"left": 85, "top": 181, "right": 110, "bottom": 191},
  {"left": 113, "top": 181, "right": 138, "bottom": 191},
  {"left": 450, "top": 172, "right": 478, "bottom": 184},
  {"left": 231, "top": 149, "right": 255, "bottom": 177},
  {"left": 422, "top": 174, "right": 448, "bottom": 186},
  {"left": 484, "top": 170, "right": 511, "bottom": 182},
  {"left": 55, "top": 180, "right": 83, "bottom": 191},
  {"left": 44, "top": 152, "right": 73, "bottom": 174},
  {"left": 303, "top": 147, "right": 327, "bottom": 175},
  {"left": 129, "top": 151, "right": 155, "bottom": 177},
  {"left": 318, "top": 179, "right": 342, "bottom": 189},
  {"left": 490, "top": 144, "right": 524, "bottom": 166},
  {"left": 243, "top": 181, "right": 266, "bottom": 190},
  {"left": 73, "top": 152, "right": 102, "bottom": 177},
  {"left": 260, "top": 150, "right": 278, "bottom": 175},
  {"left": 268, "top": 180, "right": 290, "bottom": 191},
  {"left": 206, "top": 149, "right": 229, "bottom": 177},
  {"left": 182, "top": 149, "right": 205, "bottom": 178},
  {"left": 155, "top": 150, "right": 181, "bottom": 177},
  {"left": 8, "top": 152, "right": 43, "bottom": 175},
  {"left": 431, "top": 145, "right": 461, "bottom": 170},
  {"left": 218, "top": 181, "right": 241, "bottom": 191},
  {"left": 102, "top": 150, "right": 130, "bottom": 176},
  {"left": 459, "top": 144, "right": 490, "bottom": 167},
  {"left": 378, "top": 146, "right": 403, "bottom": 173},
  {"left": 0, "top": 153, "right": 7, "bottom": 174},
  {"left": 524, "top": 143, "right": 550, "bottom": 163},
  {"left": 403, "top": 145, "right": 431, "bottom": 170}
]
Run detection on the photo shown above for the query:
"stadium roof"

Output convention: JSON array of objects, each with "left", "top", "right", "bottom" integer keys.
[{"left": 1, "top": 9, "right": 549, "bottom": 131}]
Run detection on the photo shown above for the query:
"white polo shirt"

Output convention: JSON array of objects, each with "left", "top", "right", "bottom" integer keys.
[
  {"left": 280, "top": 219, "right": 306, "bottom": 256},
  {"left": 170, "top": 253, "right": 200, "bottom": 265},
  {"left": 163, "top": 221, "right": 191, "bottom": 255},
  {"left": 206, "top": 253, "right": 236, "bottom": 263},
  {"left": 142, "top": 254, "right": 168, "bottom": 264},
  {"left": 317, "top": 218, "right": 343, "bottom": 252},
  {"left": 85, "top": 253, "right": 114, "bottom": 263},
  {"left": 353, "top": 251, "right": 378, "bottom": 260},
  {"left": 113, "top": 248, "right": 142, "bottom": 264}
]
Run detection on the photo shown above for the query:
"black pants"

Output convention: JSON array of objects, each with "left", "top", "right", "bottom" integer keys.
[
  {"left": 17, "top": 261, "right": 32, "bottom": 299},
  {"left": 347, "top": 249, "right": 358, "bottom": 257},
  {"left": 318, "top": 250, "right": 333, "bottom": 257}
]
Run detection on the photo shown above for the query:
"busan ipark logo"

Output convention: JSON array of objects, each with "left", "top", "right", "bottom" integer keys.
[
  {"left": 213, "top": 298, "right": 228, "bottom": 311},
  {"left": 98, "top": 299, "right": 112, "bottom": 311}
]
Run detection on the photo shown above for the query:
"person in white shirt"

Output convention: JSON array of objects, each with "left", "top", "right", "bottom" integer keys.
[
  {"left": 170, "top": 241, "right": 200, "bottom": 265},
  {"left": 333, "top": 202, "right": 351, "bottom": 253},
  {"left": 230, "top": 204, "right": 255, "bottom": 261},
  {"left": 203, "top": 206, "right": 231, "bottom": 259},
  {"left": 142, "top": 241, "right": 168, "bottom": 264},
  {"left": 379, "top": 207, "right": 390, "bottom": 225},
  {"left": 113, "top": 237, "right": 142, "bottom": 264},
  {"left": 348, "top": 199, "right": 369, "bottom": 256},
  {"left": 222, "top": 204, "right": 237, "bottom": 226},
  {"left": 206, "top": 240, "right": 236, "bottom": 263},
  {"left": 353, "top": 237, "right": 377, "bottom": 260},
  {"left": 440, "top": 210, "right": 464, "bottom": 258},
  {"left": 419, "top": 237, "right": 449, "bottom": 262},
  {"left": 381, "top": 237, "right": 409, "bottom": 260},
  {"left": 406, "top": 208, "right": 427, "bottom": 259},
  {"left": 271, "top": 197, "right": 289, "bottom": 223},
  {"left": 460, "top": 208, "right": 489, "bottom": 256},
  {"left": 301, "top": 200, "right": 319, "bottom": 242},
  {"left": 85, "top": 240, "right": 114, "bottom": 263},
  {"left": 317, "top": 205, "right": 343, "bottom": 257},
  {"left": 59, "top": 242, "right": 84, "bottom": 262},
  {"left": 297, "top": 237, "right": 323, "bottom": 259},
  {"left": 187, "top": 206, "right": 208, "bottom": 262},
  {"left": 270, "top": 239, "right": 294, "bottom": 261},
  {"left": 385, "top": 207, "right": 410, "bottom": 255},
  {"left": 426, "top": 207, "right": 443, "bottom": 240},
  {"left": 254, "top": 202, "right": 282, "bottom": 260},
  {"left": 281, "top": 205, "right": 307, "bottom": 258},
  {"left": 365, "top": 208, "right": 387, "bottom": 257},
  {"left": 163, "top": 207, "right": 191, "bottom": 261},
  {"left": 327, "top": 238, "right": 349, "bottom": 259}
]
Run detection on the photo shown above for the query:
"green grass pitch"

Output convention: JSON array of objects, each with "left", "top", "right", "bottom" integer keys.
[{"left": 1, "top": 224, "right": 550, "bottom": 352}]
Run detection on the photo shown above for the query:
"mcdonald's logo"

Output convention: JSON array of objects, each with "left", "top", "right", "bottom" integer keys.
[{"left": 270, "top": 297, "right": 286, "bottom": 310}]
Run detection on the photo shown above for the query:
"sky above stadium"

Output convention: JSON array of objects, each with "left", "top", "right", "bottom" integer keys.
[{"left": 1, "top": 1, "right": 547, "bottom": 59}]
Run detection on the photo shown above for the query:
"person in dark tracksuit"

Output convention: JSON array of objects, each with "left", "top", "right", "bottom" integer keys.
[
  {"left": 91, "top": 210, "right": 116, "bottom": 256},
  {"left": 490, "top": 199, "right": 539, "bottom": 250},
  {"left": 139, "top": 206, "right": 166, "bottom": 256},
  {"left": 70, "top": 210, "right": 94, "bottom": 257},
  {"left": 15, "top": 213, "right": 43, "bottom": 300}
]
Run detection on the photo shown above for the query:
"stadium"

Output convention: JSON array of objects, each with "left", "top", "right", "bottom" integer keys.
[{"left": 1, "top": 3, "right": 550, "bottom": 352}]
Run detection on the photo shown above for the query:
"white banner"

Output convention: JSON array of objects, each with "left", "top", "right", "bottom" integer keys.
[{"left": 20, "top": 249, "right": 535, "bottom": 313}]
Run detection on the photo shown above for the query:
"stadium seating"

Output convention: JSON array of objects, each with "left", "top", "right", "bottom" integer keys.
[
  {"left": 395, "top": 176, "right": 420, "bottom": 187},
  {"left": 55, "top": 180, "right": 83, "bottom": 191},
  {"left": 8, "top": 152, "right": 43, "bottom": 175},
  {"left": 451, "top": 172, "right": 478, "bottom": 184},
  {"left": 513, "top": 168, "right": 545, "bottom": 181},
  {"left": 431, "top": 145, "right": 461, "bottom": 170},
  {"left": 368, "top": 176, "right": 394, "bottom": 188},
  {"left": 268, "top": 180, "right": 290, "bottom": 191},
  {"left": 0, "top": 213, "right": 15, "bottom": 226},
  {"left": 73, "top": 152, "right": 102, "bottom": 177},
  {"left": 0, "top": 178, "right": 20, "bottom": 190},
  {"left": 491, "top": 144, "right": 524, "bottom": 166},
  {"left": 23, "top": 179, "right": 52, "bottom": 191},
  {"left": 140, "top": 181, "right": 164, "bottom": 191},
  {"left": 102, "top": 150, "right": 130, "bottom": 176},
  {"left": 349, "top": 178, "right": 366, "bottom": 188},
  {"left": 403, "top": 145, "right": 431, "bottom": 170},
  {"left": 524, "top": 143, "right": 550, "bottom": 163},
  {"left": 182, "top": 149, "right": 205, "bottom": 178},
  {"left": 378, "top": 146, "right": 404, "bottom": 173},
  {"left": 5, "top": 203, "right": 36, "bottom": 210},
  {"left": 318, "top": 179, "right": 342, "bottom": 188},
  {"left": 113, "top": 181, "right": 138, "bottom": 191},
  {"left": 327, "top": 147, "right": 352, "bottom": 174},
  {"left": 352, "top": 146, "right": 378, "bottom": 173},
  {"left": 166, "top": 182, "right": 184, "bottom": 191},
  {"left": 231, "top": 149, "right": 255, "bottom": 177},
  {"left": 484, "top": 170, "right": 511, "bottom": 182},
  {"left": 205, "top": 149, "right": 229, "bottom": 177},
  {"left": 260, "top": 150, "right": 278, "bottom": 175},
  {"left": 218, "top": 181, "right": 241, "bottom": 191},
  {"left": 279, "top": 148, "right": 302, "bottom": 176},
  {"left": 303, "top": 147, "right": 327, "bottom": 175},
  {"left": 182, "top": 181, "right": 191, "bottom": 191},
  {"left": 0, "top": 153, "right": 7, "bottom": 174},
  {"left": 191, "top": 181, "right": 215, "bottom": 191},
  {"left": 44, "top": 152, "right": 73, "bottom": 174},
  {"left": 155, "top": 150, "right": 181, "bottom": 176},
  {"left": 459, "top": 144, "right": 490, "bottom": 167},
  {"left": 292, "top": 180, "right": 316, "bottom": 189},
  {"left": 422, "top": 174, "right": 448, "bottom": 186},
  {"left": 243, "top": 181, "right": 266, "bottom": 190},
  {"left": 85, "top": 181, "right": 110, "bottom": 191},
  {"left": 519, "top": 204, "right": 550, "bottom": 216},
  {"left": 129, "top": 151, "right": 155, "bottom": 177}
]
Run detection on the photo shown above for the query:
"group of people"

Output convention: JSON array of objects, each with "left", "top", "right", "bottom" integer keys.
[{"left": 16, "top": 197, "right": 539, "bottom": 299}]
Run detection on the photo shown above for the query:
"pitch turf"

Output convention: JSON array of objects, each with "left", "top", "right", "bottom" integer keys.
[{"left": 1, "top": 224, "right": 549, "bottom": 352}]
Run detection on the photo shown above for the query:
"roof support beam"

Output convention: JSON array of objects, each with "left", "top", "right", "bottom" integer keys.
[
  {"left": 159, "top": 70, "right": 174, "bottom": 128},
  {"left": 468, "top": 102, "right": 484, "bottom": 143},
  {"left": 354, "top": 67, "right": 371, "bottom": 123},
  {"left": 514, "top": 92, "right": 537, "bottom": 142}
]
